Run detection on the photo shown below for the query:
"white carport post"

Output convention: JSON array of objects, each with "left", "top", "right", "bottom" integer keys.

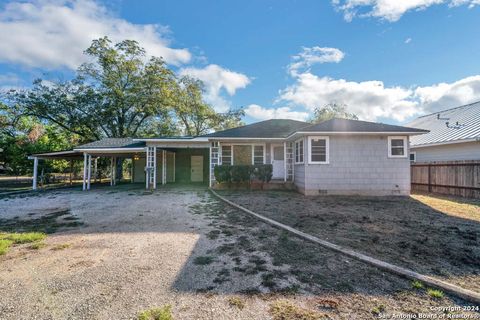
[
  {"left": 87, "top": 154, "right": 92, "bottom": 190},
  {"left": 162, "top": 150, "right": 166, "bottom": 185},
  {"left": 110, "top": 157, "right": 114, "bottom": 186},
  {"left": 32, "top": 157, "right": 38, "bottom": 190},
  {"left": 153, "top": 147, "right": 157, "bottom": 189},
  {"left": 82, "top": 153, "right": 88, "bottom": 191}
]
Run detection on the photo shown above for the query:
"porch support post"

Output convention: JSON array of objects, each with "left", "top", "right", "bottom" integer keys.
[
  {"left": 113, "top": 157, "right": 117, "bottom": 186},
  {"left": 69, "top": 160, "right": 73, "bottom": 185},
  {"left": 110, "top": 157, "right": 114, "bottom": 186},
  {"left": 162, "top": 150, "right": 166, "bottom": 185},
  {"left": 173, "top": 152, "right": 176, "bottom": 183},
  {"left": 145, "top": 148, "right": 149, "bottom": 190},
  {"left": 94, "top": 158, "right": 98, "bottom": 183},
  {"left": 87, "top": 155, "right": 92, "bottom": 190},
  {"left": 82, "top": 153, "right": 88, "bottom": 191},
  {"left": 153, "top": 146, "right": 157, "bottom": 189},
  {"left": 32, "top": 157, "right": 38, "bottom": 190},
  {"left": 283, "top": 142, "right": 287, "bottom": 182}
]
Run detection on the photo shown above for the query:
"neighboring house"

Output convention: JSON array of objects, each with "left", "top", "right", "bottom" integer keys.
[
  {"left": 30, "top": 118, "right": 427, "bottom": 196},
  {"left": 407, "top": 101, "right": 480, "bottom": 163}
]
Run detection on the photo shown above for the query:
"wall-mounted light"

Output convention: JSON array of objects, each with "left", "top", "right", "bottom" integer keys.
[{"left": 133, "top": 154, "right": 140, "bottom": 161}]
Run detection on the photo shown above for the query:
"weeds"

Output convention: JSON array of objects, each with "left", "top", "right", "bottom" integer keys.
[
  {"left": 193, "top": 256, "right": 214, "bottom": 265},
  {"left": 138, "top": 305, "right": 173, "bottom": 320},
  {"left": 28, "top": 242, "right": 47, "bottom": 250},
  {"left": 269, "top": 300, "right": 325, "bottom": 320},
  {"left": 0, "top": 239, "right": 13, "bottom": 255},
  {"left": 427, "top": 288, "right": 444, "bottom": 299},
  {"left": 227, "top": 296, "right": 245, "bottom": 310},
  {"left": 411, "top": 280, "right": 424, "bottom": 289},
  {"left": 51, "top": 243, "right": 71, "bottom": 251},
  {"left": 372, "top": 304, "right": 386, "bottom": 315}
]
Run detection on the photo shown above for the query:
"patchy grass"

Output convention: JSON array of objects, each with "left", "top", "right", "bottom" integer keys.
[
  {"left": 0, "top": 232, "right": 46, "bottom": 244},
  {"left": 371, "top": 304, "right": 386, "bottom": 315},
  {"left": 28, "top": 242, "right": 47, "bottom": 250},
  {"left": 0, "top": 209, "right": 82, "bottom": 234},
  {"left": 138, "top": 305, "right": 173, "bottom": 320},
  {"left": 411, "top": 280, "right": 424, "bottom": 289},
  {"left": 427, "top": 288, "right": 444, "bottom": 299},
  {"left": 0, "top": 232, "right": 46, "bottom": 255},
  {"left": 193, "top": 256, "right": 214, "bottom": 265},
  {"left": 0, "top": 239, "right": 13, "bottom": 255},
  {"left": 227, "top": 296, "right": 245, "bottom": 310},
  {"left": 412, "top": 194, "right": 480, "bottom": 221},
  {"left": 51, "top": 243, "right": 71, "bottom": 251},
  {"left": 269, "top": 300, "right": 325, "bottom": 320}
]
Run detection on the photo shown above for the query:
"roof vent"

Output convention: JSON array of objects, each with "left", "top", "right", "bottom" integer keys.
[
  {"left": 445, "top": 121, "right": 465, "bottom": 129},
  {"left": 437, "top": 113, "right": 450, "bottom": 120}
]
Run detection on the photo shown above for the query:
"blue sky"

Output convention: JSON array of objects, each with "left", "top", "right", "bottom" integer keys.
[{"left": 1, "top": 0, "right": 480, "bottom": 125}]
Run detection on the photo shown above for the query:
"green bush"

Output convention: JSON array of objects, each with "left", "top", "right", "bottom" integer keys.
[
  {"left": 253, "top": 164, "right": 273, "bottom": 183},
  {"left": 213, "top": 165, "right": 231, "bottom": 183},
  {"left": 214, "top": 164, "right": 273, "bottom": 184}
]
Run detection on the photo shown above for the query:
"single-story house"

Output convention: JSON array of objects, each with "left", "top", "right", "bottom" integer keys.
[
  {"left": 30, "top": 118, "right": 427, "bottom": 195},
  {"left": 407, "top": 101, "right": 480, "bottom": 163}
]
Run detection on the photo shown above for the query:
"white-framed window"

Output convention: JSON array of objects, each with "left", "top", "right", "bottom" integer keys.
[
  {"left": 388, "top": 136, "right": 408, "bottom": 158},
  {"left": 294, "top": 139, "right": 304, "bottom": 164},
  {"left": 409, "top": 152, "right": 416, "bottom": 162},
  {"left": 221, "top": 145, "right": 232, "bottom": 165},
  {"left": 308, "top": 136, "right": 329, "bottom": 164},
  {"left": 253, "top": 145, "right": 264, "bottom": 165}
]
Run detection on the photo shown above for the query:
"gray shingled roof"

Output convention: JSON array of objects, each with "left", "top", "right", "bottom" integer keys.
[
  {"left": 75, "top": 138, "right": 145, "bottom": 149},
  {"left": 407, "top": 101, "right": 480, "bottom": 147},
  {"left": 202, "top": 119, "right": 310, "bottom": 138},
  {"left": 298, "top": 118, "right": 428, "bottom": 134}
]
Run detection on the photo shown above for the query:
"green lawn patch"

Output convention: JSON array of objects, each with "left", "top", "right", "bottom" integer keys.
[{"left": 0, "top": 232, "right": 46, "bottom": 255}]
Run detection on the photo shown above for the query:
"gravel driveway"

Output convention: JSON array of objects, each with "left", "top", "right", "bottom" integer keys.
[{"left": 0, "top": 185, "right": 476, "bottom": 319}]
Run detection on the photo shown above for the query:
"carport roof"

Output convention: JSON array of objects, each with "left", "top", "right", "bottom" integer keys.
[{"left": 75, "top": 138, "right": 145, "bottom": 149}]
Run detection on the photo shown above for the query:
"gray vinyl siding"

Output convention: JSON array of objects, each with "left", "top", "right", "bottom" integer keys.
[
  {"left": 303, "top": 135, "right": 410, "bottom": 195},
  {"left": 293, "top": 164, "right": 305, "bottom": 191},
  {"left": 412, "top": 141, "right": 480, "bottom": 162}
]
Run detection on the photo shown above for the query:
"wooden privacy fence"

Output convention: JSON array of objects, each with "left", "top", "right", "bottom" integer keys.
[{"left": 411, "top": 161, "right": 480, "bottom": 198}]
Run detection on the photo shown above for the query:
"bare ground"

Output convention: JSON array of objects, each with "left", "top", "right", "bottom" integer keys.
[
  {"left": 218, "top": 190, "right": 480, "bottom": 293},
  {"left": 0, "top": 185, "right": 478, "bottom": 319}
]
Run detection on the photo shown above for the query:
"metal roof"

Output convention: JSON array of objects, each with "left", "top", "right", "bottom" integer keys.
[
  {"left": 202, "top": 119, "right": 311, "bottom": 138},
  {"left": 407, "top": 101, "right": 480, "bottom": 147},
  {"left": 293, "top": 118, "right": 428, "bottom": 135},
  {"left": 75, "top": 138, "right": 145, "bottom": 149}
]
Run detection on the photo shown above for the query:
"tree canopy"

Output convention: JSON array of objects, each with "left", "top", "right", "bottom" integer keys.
[
  {"left": 1, "top": 37, "right": 244, "bottom": 174},
  {"left": 309, "top": 103, "right": 358, "bottom": 123}
]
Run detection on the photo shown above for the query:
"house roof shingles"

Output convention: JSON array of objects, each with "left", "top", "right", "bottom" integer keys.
[
  {"left": 75, "top": 138, "right": 145, "bottom": 149},
  {"left": 202, "top": 119, "right": 311, "bottom": 138},
  {"left": 407, "top": 101, "right": 480, "bottom": 147},
  {"left": 293, "top": 118, "right": 428, "bottom": 134}
]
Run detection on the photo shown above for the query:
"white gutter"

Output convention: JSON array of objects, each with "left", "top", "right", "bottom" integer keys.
[
  {"left": 73, "top": 148, "right": 145, "bottom": 153},
  {"left": 133, "top": 137, "right": 209, "bottom": 142}
]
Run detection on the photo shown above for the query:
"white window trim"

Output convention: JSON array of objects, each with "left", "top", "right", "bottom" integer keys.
[
  {"left": 294, "top": 138, "right": 304, "bottom": 164},
  {"left": 388, "top": 136, "right": 408, "bottom": 158},
  {"left": 409, "top": 151, "right": 416, "bottom": 163},
  {"left": 308, "top": 136, "right": 329, "bottom": 164}
]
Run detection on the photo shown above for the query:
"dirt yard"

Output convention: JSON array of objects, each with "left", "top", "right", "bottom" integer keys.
[
  {"left": 219, "top": 190, "right": 480, "bottom": 293},
  {"left": 0, "top": 186, "right": 478, "bottom": 319}
]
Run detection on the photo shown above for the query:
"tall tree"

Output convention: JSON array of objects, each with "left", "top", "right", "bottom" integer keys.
[
  {"left": 309, "top": 103, "right": 358, "bottom": 123},
  {"left": 172, "top": 76, "right": 244, "bottom": 136},
  {"left": 9, "top": 37, "right": 177, "bottom": 140}
]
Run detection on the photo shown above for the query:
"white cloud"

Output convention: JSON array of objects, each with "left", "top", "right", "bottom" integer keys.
[
  {"left": 179, "top": 64, "right": 251, "bottom": 112},
  {"left": 332, "top": 0, "right": 480, "bottom": 22},
  {"left": 414, "top": 75, "right": 480, "bottom": 113},
  {"left": 279, "top": 71, "right": 480, "bottom": 122},
  {"left": 245, "top": 104, "right": 309, "bottom": 121},
  {"left": 0, "top": 0, "right": 191, "bottom": 69},
  {"left": 288, "top": 47, "right": 345, "bottom": 76},
  {"left": 404, "top": 37, "right": 412, "bottom": 44},
  {"left": 279, "top": 72, "right": 418, "bottom": 121}
]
